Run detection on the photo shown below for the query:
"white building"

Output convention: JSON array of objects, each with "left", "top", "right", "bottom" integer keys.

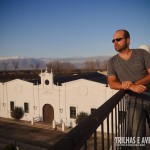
[{"left": 0, "top": 70, "right": 117, "bottom": 129}]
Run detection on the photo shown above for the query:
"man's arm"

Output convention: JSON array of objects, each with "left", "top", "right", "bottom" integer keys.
[
  {"left": 108, "top": 75, "right": 124, "bottom": 90},
  {"left": 108, "top": 75, "right": 132, "bottom": 90},
  {"left": 128, "top": 68, "right": 150, "bottom": 93},
  {"left": 108, "top": 75, "right": 146, "bottom": 93},
  {"left": 135, "top": 68, "right": 150, "bottom": 85}
]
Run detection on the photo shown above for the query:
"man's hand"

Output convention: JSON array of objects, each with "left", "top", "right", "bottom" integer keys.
[
  {"left": 122, "top": 81, "right": 146, "bottom": 93},
  {"left": 122, "top": 81, "right": 133, "bottom": 90},
  {"left": 129, "top": 84, "right": 146, "bottom": 93},
  {"left": 108, "top": 76, "right": 147, "bottom": 93}
]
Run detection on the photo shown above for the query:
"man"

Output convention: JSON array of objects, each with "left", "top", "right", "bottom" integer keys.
[
  {"left": 108, "top": 29, "right": 150, "bottom": 93},
  {"left": 107, "top": 29, "right": 150, "bottom": 149}
]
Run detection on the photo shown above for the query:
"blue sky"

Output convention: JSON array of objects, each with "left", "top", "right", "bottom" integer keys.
[{"left": 0, "top": 0, "right": 150, "bottom": 58}]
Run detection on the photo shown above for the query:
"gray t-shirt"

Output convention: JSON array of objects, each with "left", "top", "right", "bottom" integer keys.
[{"left": 107, "top": 49, "right": 150, "bottom": 83}]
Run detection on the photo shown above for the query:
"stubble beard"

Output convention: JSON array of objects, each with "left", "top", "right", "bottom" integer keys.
[{"left": 115, "top": 43, "right": 128, "bottom": 53}]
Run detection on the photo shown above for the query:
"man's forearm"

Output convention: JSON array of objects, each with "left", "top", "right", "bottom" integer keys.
[
  {"left": 109, "top": 81, "right": 146, "bottom": 93},
  {"left": 135, "top": 74, "right": 150, "bottom": 85},
  {"left": 109, "top": 81, "right": 123, "bottom": 90}
]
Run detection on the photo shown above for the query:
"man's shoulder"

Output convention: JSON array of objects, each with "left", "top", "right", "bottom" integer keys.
[
  {"left": 132, "top": 49, "right": 150, "bottom": 60},
  {"left": 132, "top": 48, "right": 149, "bottom": 54},
  {"left": 109, "top": 54, "right": 118, "bottom": 62}
]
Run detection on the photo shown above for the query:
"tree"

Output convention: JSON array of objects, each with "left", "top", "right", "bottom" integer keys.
[
  {"left": 75, "top": 112, "right": 88, "bottom": 124},
  {"left": 30, "top": 63, "right": 40, "bottom": 70},
  {"left": 11, "top": 107, "right": 24, "bottom": 120},
  {"left": 101, "top": 59, "right": 108, "bottom": 71},
  {"left": 2, "top": 62, "right": 8, "bottom": 72},
  {"left": 46, "top": 61, "right": 76, "bottom": 74},
  {"left": 13, "top": 60, "right": 19, "bottom": 71},
  {"left": 95, "top": 59, "right": 101, "bottom": 70},
  {"left": 83, "top": 60, "right": 98, "bottom": 72}
]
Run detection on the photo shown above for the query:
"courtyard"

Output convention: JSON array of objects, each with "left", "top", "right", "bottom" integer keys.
[{"left": 0, "top": 118, "right": 65, "bottom": 150}]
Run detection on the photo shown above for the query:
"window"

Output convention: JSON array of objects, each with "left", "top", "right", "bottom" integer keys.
[
  {"left": 91, "top": 108, "right": 97, "bottom": 114},
  {"left": 10, "top": 101, "right": 14, "bottom": 111},
  {"left": 45, "top": 79, "right": 49, "bottom": 85},
  {"left": 24, "top": 102, "right": 29, "bottom": 113},
  {"left": 70, "top": 106, "right": 76, "bottom": 119}
]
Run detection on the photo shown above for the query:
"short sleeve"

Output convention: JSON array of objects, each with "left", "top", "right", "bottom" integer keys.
[
  {"left": 107, "top": 57, "right": 116, "bottom": 76},
  {"left": 141, "top": 49, "right": 150, "bottom": 69}
]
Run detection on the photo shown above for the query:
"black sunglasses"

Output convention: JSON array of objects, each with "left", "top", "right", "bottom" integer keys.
[{"left": 112, "top": 38, "right": 126, "bottom": 43}]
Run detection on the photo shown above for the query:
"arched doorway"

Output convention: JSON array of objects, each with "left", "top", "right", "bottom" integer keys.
[{"left": 43, "top": 104, "right": 54, "bottom": 123}]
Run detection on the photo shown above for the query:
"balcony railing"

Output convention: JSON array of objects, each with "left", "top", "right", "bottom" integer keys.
[{"left": 49, "top": 90, "right": 150, "bottom": 150}]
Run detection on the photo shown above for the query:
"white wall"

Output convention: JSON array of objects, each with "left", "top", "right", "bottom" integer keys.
[{"left": 0, "top": 72, "right": 118, "bottom": 132}]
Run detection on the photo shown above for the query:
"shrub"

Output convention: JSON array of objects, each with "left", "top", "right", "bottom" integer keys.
[
  {"left": 11, "top": 106, "right": 24, "bottom": 120},
  {"left": 75, "top": 111, "right": 88, "bottom": 124}
]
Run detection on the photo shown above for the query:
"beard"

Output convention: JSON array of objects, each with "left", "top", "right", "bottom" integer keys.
[{"left": 115, "top": 43, "right": 128, "bottom": 53}]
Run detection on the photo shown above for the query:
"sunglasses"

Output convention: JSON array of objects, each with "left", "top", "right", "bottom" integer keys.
[{"left": 112, "top": 38, "right": 126, "bottom": 43}]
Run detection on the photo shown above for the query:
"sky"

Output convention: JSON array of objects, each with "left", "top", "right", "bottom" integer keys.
[{"left": 0, "top": 0, "right": 150, "bottom": 58}]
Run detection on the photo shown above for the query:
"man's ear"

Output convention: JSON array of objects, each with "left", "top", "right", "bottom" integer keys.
[{"left": 127, "top": 37, "right": 130, "bottom": 45}]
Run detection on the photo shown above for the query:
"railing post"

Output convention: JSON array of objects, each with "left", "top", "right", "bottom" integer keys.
[
  {"left": 101, "top": 122, "right": 104, "bottom": 150},
  {"left": 111, "top": 110, "right": 114, "bottom": 150},
  {"left": 31, "top": 117, "right": 34, "bottom": 125},
  {"left": 107, "top": 116, "right": 110, "bottom": 149},
  {"left": 94, "top": 131, "right": 97, "bottom": 150},
  {"left": 52, "top": 120, "right": 56, "bottom": 129},
  {"left": 62, "top": 122, "right": 65, "bottom": 131}
]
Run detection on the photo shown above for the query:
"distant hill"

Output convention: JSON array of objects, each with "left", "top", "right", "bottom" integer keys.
[
  {"left": 0, "top": 57, "right": 46, "bottom": 71},
  {"left": 41, "top": 55, "right": 110, "bottom": 68},
  {"left": 0, "top": 56, "right": 111, "bottom": 71},
  {"left": 41, "top": 55, "right": 110, "bottom": 63}
]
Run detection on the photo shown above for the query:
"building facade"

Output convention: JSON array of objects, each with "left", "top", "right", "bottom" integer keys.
[{"left": 0, "top": 70, "right": 117, "bottom": 129}]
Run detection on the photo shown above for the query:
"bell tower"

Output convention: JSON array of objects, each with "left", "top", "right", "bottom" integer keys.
[{"left": 39, "top": 68, "right": 53, "bottom": 89}]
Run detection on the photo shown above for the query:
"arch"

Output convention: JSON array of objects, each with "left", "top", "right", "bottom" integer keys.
[{"left": 43, "top": 104, "right": 54, "bottom": 123}]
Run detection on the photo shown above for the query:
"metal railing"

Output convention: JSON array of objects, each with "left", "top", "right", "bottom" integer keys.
[{"left": 49, "top": 90, "right": 150, "bottom": 150}]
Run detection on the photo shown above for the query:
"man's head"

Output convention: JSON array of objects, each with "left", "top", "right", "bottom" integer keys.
[{"left": 112, "top": 29, "right": 130, "bottom": 52}]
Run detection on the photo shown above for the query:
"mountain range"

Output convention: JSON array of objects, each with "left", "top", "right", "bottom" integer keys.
[{"left": 0, "top": 56, "right": 111, "bottom": 71}]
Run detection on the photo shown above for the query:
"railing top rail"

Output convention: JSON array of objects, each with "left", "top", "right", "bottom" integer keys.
[{"left": 127, "top": 90, "right": 150, "bottom": 101}]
